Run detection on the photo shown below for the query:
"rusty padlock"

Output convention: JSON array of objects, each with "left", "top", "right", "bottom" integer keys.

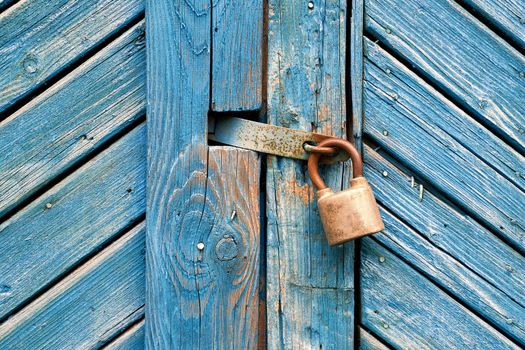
[{"left": 307, "top": 138, "right": 384, "bottom": 245}]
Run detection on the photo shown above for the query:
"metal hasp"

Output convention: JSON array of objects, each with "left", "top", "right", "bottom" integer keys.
[
  {"left": 209, "top": 115, "right": 350, "bottom": 164},
  {"left": 308, "top": 138, "right": 384, "bottom": 245}
]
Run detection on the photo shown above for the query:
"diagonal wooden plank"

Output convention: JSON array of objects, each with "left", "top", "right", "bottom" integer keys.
[
  {"left": 364, "top": 145, "right": 525, "bottom": 342},
  {"left": 0, "top": 21, "right": 145, "bottom": 219},
  {"left": 458, "top": 0, "right": 525, "bottom": 50},
  {"left": 0, "top": 222, "right": 145, "bottom": 349},
  {"left": 266, "top": 0, "right": 354, "bottom": 348},
  {"left": 104, "top": 320, "right": 145, "bottom": 350},
  {"left": 0, "top": 124, "right": 146, "bottom": 320},
  {"left": 363, "top": 39, "right": 525, "bottom": 252},
  {"left": 364, "top": 37, "right": 524, "bottom": 192},
  {"left": 360, "top": 328, "right": 390, "bottom": 350},
  {"left": 211, "top": 0, "right": 263, "bottom": 111},
  {"left": 365, "top": 0, "right": 525, "bottom": 153},
  {"left": 0, "top": 0, "right": 143, "bottom": 114},
  {"left": 361, "top": 238, "right": 520, "bottom": 349}
]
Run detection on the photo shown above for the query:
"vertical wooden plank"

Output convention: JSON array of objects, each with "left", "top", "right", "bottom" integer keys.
[
  {"left": 146, "top": 3, "right": 262, "bottom": 348},
  {"left": 351, "top": 0, "right": 364, "bottom": 151},
  {"left": 266, "top": 0, "right": 353, "bottom": 348},
  {"left": 146, "top": 0, "right": 210, "bottom": 347},
  {"left": 212, "top": 0, "right": 263, "bottom": 111}
]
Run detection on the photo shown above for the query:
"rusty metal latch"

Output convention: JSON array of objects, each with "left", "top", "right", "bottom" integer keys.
[{"left": 208, "top": 115, "right": 350, "bottom": 164}]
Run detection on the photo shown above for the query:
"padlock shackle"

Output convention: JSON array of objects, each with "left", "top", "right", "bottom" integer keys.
[{"left": 307, "top": 138, "right": 363, "bottom": 190}]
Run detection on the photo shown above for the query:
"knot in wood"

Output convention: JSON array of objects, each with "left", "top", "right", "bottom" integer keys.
[{"left": 215, "top": 236, "right": 239, "bottom": 261}]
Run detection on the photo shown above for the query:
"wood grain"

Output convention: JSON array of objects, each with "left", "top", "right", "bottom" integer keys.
[
  {"left": 104, "top": 320, "right": 145, "bottom": 350},
  {"left": 363, "top": 38, "right": 525, "bottom": 252},
  {"left": 147, "top": 1, "right": 262, "bottom": 347},
  {"left": 0, "top": 124, "right": 146, "bottom": 320},
  {"left": 0, "top": 0, "right": 143, "bottom": 113},
  {"left": 146, "top": 148, "right": 261, "bottom": 349},
  {"left": 365, "top": 0, "right": 525, "bottom": 153},
  {"left": 360, "top": 328, "right": 390, "bottom": 350},
  {"left": 212, "top": 0, "right": 263, "bottom": 111},
  {"left": 361, "top": 238, "right": 520, "bottom": 349},
  {"left": 266, "top": 0, "right": 354, "bottom": 348},
  {"left": 350, "top": 0, "right": 364, "bottom": 149},
  {"left": 146, "top": 0, "right": 210, "bottom": 347},
  {"left": 0, "top": 223, "right": 145, "bottom": 349},
  {"left": 0, "top": 21, "right": 145, "bottom": 218},
  {"left": 363, "top": 145, "right": 525, "bottom": 343},
  {"left": 459, "top": 0, "right": 525, "bottom": 50}
]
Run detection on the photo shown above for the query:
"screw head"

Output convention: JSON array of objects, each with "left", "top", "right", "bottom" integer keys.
[
  {"left": 45, "top": 203, "right": 53, "bottom": 209},
  {"left": 308, "top": 1, "right": 314, "bottom": 9},
  {"left": 197, "top": 242, "right": 205, "bottom": 251},
  {"left": 382, "top": 171, "right": 388, "bottom": 177},
  {"left": 382, "top": 130, "right": 389, "bottom": 136},
  {"left": 379, "top": 256, "right": 386, "bottom": 263}
]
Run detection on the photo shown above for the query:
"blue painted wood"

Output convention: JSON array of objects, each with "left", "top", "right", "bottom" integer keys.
[
  {"left": 147, "top": 1, "right": 263, "bottom": 347},
  {"left": 212, "top": 0, "right": 263, "bottom": 111},
  {"left": 361, "top": 238, "right": 520, "bottom": 349},
  {"left": 145, "top": 0, "right": 209, "bottom": 347},
  {"left": 105, "top": 321, "right": 145, "bottom": 350},
  {"left": 0, "top": 21, "right": 145, "bottom": 218},
  {"left": 360, "top": 328, "right": 390, "bottom": 350},
  {"left": 365, "top": 144, "right": 525, "bottom": 342},
  {"left": 365, "top": 0, "right": 525, "bottom": 153},
  {"left": 0, "top": 123, "right": 145, "bottom": 320},
  {"left": 459, "top": 0, "right": 525, "bottom": 49},
  {"left": 266, "top": 0, "right": 354, "bottom": 348},
  {"left": 0, "top": 223, "right": 145, "bottom": 349},
  {"left": 363, "top": 39, "right": 525, "bottom": 252},
  {"left": 0, "top": 0, "right": 144, "bottom": 114},
  {"left": 364, "top": 38, "right": 524, "bottom": 192},
  {"left": 351, "top": 0, "right": 364, "bottom": 150}
]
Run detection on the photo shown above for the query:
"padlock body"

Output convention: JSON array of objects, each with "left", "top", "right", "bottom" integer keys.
[{"left": 317, "top": 177, "right": 384, "bottom": 246}]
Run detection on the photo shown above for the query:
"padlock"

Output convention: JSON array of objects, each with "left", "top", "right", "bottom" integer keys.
[{"left": 307, "top": 138, "right": 384, "bottom": 245}]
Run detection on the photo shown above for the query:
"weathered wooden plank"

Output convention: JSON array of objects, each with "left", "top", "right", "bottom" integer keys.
[
  {"left": 363, "top": 39, "right": 525, "bottom": 252},
  {"left": 147, "top": 1, "right": 263, "bottom": 347},
  {"left": 266, "top": 0, "right": 353, "bottom": 348},
  {"left": 0, "top": 0, "right": 143, "bottom": 114},
  {"left": 0, "top": 21, "right": 145, "bottom": 218},
  {"left": 146, "top": 150, "right": 261, "bottom": 349},
  {"left": 360, "top": 328, "right": 390, "bottom": 350},
  {"left": 366, "top": 144, "right": 525, "bottom": 341},
  {"left": 0, "top": 124, "right": 146, "bottom": 320},
  {"left": 0, "top": 0, "right": 16, "bottom": 12},
  {"left": 0, "top": 223, "right": 145, "bottom": 349},
  {"left": 460, "top": 0, "right": 525, "bottom": 50},
  {"left": 365, "top": 0, "right": 525, "bottom": 152},
  {"left": 104, "top": 321, "right": 145, "bottom": 350},
  {"left": 364, "top": 38, "right": 525, "bottom": 191},
  {"left": 146, "top": 0, "right": 210, "bottom": 347},
  {"left": 361, "top": 239, "right": 520, "bottom": 349},
  {"left": 211, "top": 0, "right": 263, "bottom": 111},
  {"left": 351, "top": 0, "right": 364, "bottom": 149}
]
